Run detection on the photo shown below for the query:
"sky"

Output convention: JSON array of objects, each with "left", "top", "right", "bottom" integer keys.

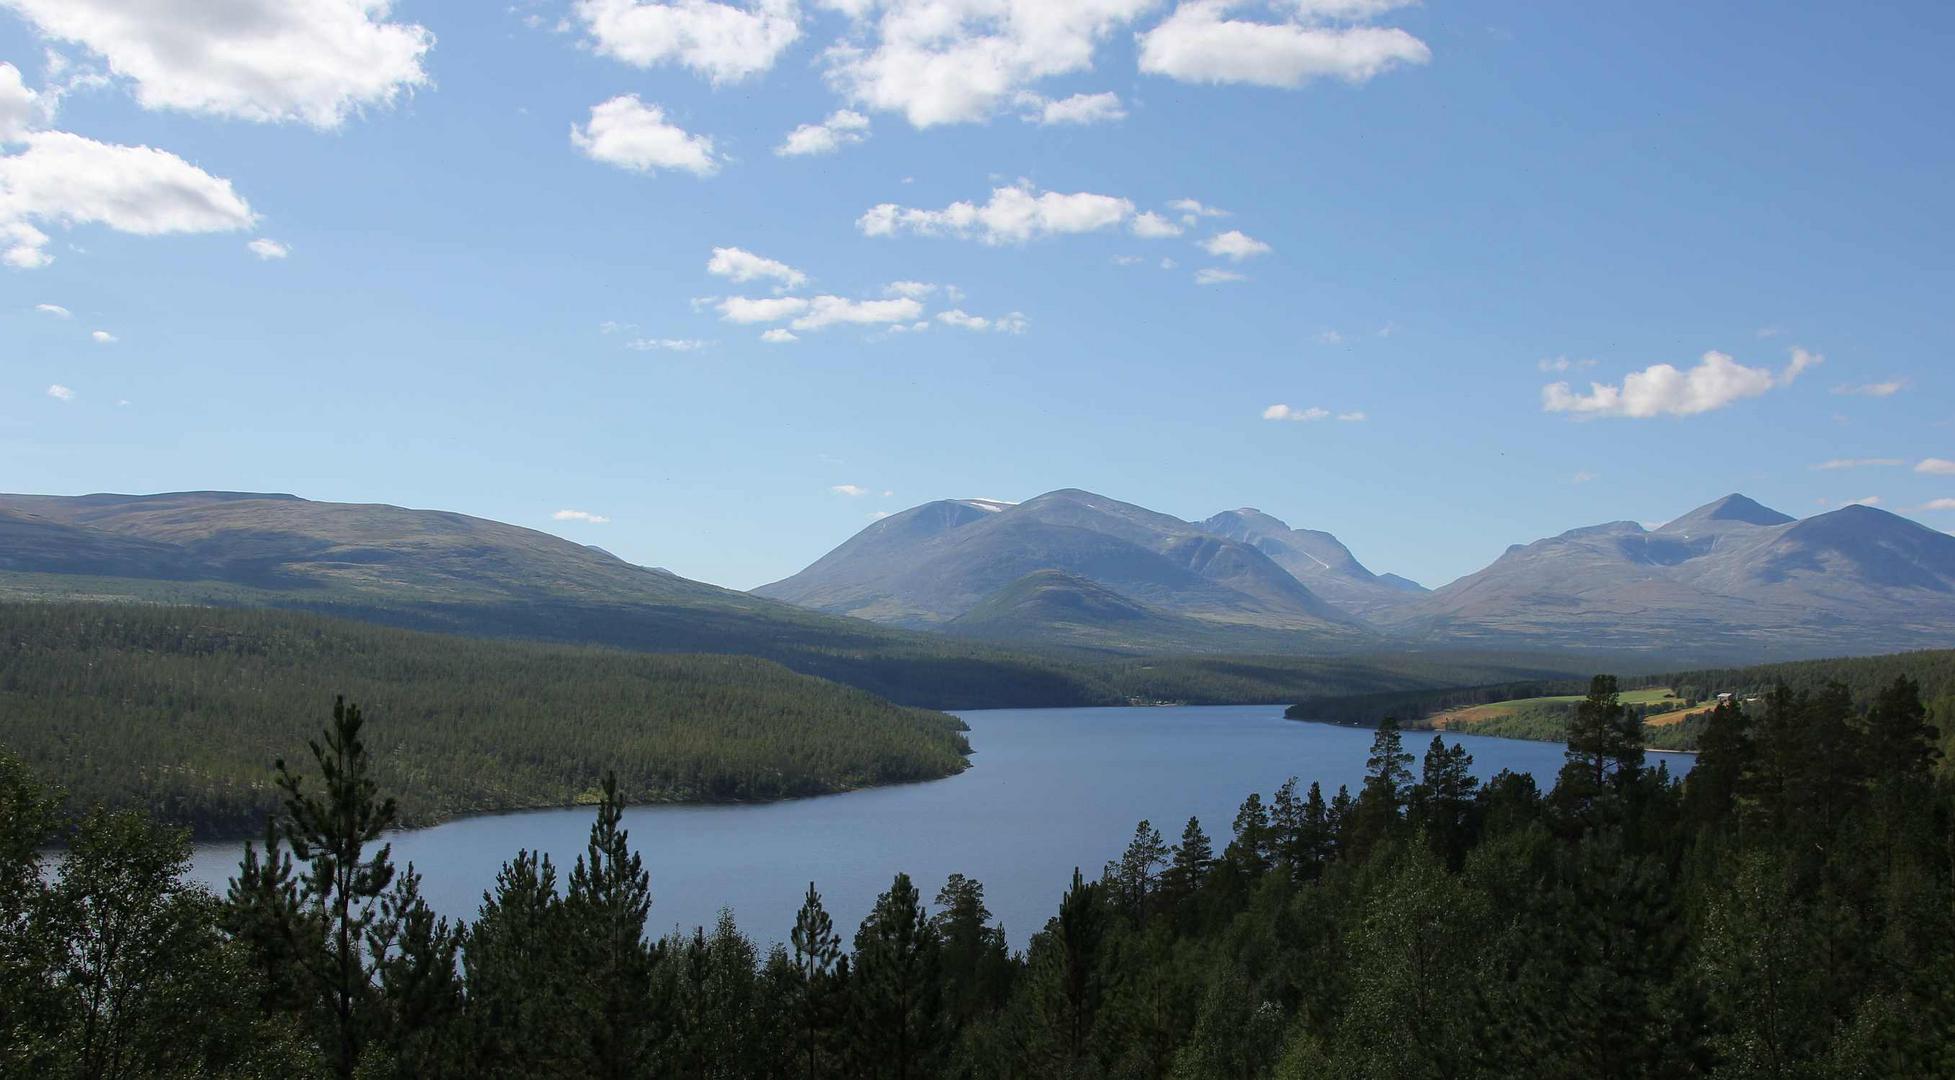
[{"left": 2, "top": 0, "right": 1953, "bottom": 592}]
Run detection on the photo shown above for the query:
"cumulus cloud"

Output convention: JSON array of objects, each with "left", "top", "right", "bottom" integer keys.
[
  {"left": 247, "top": 237, "right": 289, "bottom": 259},
  {"left": 760, "top": 327, "right": 798, "bottom": 343},
  {"left": 775, "top": 108, "right": 870, "bottom": 155},
  {"left": 1542, "top": 348, "right": 1819, "bottom": 419},
  {"left": 3, "top": 0, "right": 432, "bottom": 128},
  {"left": 1918, "top": 458, "right": 1955, "bottom": 476},
  {"left": 831, "top": 483, "right": 869, "bottom": 496},
  {"left": 45, "top": 383, "right": 72, "bottom": 400},
  {"left": 1262, "top": 403, "right": 1329, "bottom": 422},
  {"left": 790, "top": 295, "right": 921, "bottom": 330},
  {"left": 823, "top": 0, "right": 1156, "bottom": 127},
  {"left": 625, "top": 337, "right": 711, "bottom": 351},
  {"left": 707, "top": 245, "right": 807, "bottom": 288},
  {"left": 1814, "top": 458, "right": 1905, "bottom": 470},
  {"left": 1020, "top": 90, "right": 1126, "bottom": 125},
  {"left": 1832, "top": 379, "right": 1906, "bottom": 397},
  {"left": 860, "top": 182, "right": 1133, "bottom": 244},
  {"left": 0, "top": 130, "right": 255, "bottom": 268},
  {"left": 575, "top": 0, "right": 801, "bottom": 83},
  {"left": 1138, "top": 0, "right": 1431, "bottom": 89},
  {"left": 33, "top": 302, "right": 68, "bottom": 317},
  {"left": 718, "top": 295, "right": 810, "bottom": 322},
  {"left": 571, "top": 95, "right": 719, "bottom": 176},
  {"left": 553, "top": 509, "right": 611, "bottom": 523},
  {"left": 1201, "top": 229, "right": 1271, "bottom": 260},
  {"left": 1129, "top": 211, "right": 1183, "bottom": 239},
  {"left": 1194, "top": 267, "right": 1245, "bottom": 285},
  {"left": 90, "top": 329, "right": 115, "bottom": 343},
  {"left": 0, "top": 62, "right": 38, "bottom": 141}
]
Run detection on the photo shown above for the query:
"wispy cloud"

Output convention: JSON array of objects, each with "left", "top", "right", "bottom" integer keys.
[
  {"left": 625, "top": 337, "right": 710, "bottom": 352},
  {"left": 46, "top": 383, "right": 73, "bottom": 401},
  {"left": 1831, "top": 379, "right": 1906, "bottom": 397},
  {"left": 1262, "top": 404, "right": 1329, "bottom": 422},
  {"left": 247, "top": 237, "right": 289, "bottom": 259},
  {"left": 831, "top": 484, "right": 870, "bottom": 497},
  {"left": 1195, "top": 268, "right": 1246, "bottom": 285},
  {"left": 1813, "top": 458, "right": 1905, "bottom": 470},
  {"left": 552, "top": 509, "right": 610, "bottom": 524},
  {"left": 1918, "top": 458, "right": 1955, "bottom": 476},
  {"left": 91, "top": 330, "right": 117, "bottom": 343},
  {"left": 33, "top": 303, "right": 70, "bottom": 318}
]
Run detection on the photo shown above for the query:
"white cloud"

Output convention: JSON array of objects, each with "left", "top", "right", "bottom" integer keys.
[
  {"left": 575, "top": 0, "right": 801, "bottom": 84},
  {"left": 823, "top": 0, "right": 1156, "bottom": 127},
  {"left": 718, "top": 295, "right": 810, "bottom": 322},
  {"left": 625, "top": 337, "right": 711, "bottom": 351},
  {"left": 1919, "top": 498, "right": 1955, "bottom": 512},
  {"left": 247, "top": 237, "right": 289, "bottom": 259},
  {"left": 1129, "top": 211, "right": 1183, "bottom": 239},
  {"left": 90, "top": 329, "right": 115, "bottom": 343},
  {"left": 33, "top": 302, "right": 68, "bottom": 317},
  {"left": 1138, "top": 0, "right": 1431, "bottom": 89},
  {"left": 1262, "top": 403, "right": 1328, "bottom": 422},
  {"left": 831, "top": 483, "right": 869, "bottom": 496},
  {"left": 0, "top": 130, "right": 255, "bottom": 268},
  {"left": 937, "top": 308, "right": 1028, "bottom": 333},
  {"left": 868, "top": 510, "right": 892, "bottom": 520},
  {"left": 45, "top": 382, "right": 72, "bottom": 400},
  {"left": 571, "top": 94, "right": 719, "bottom": 176},
  {"left": 1317, "top": 329, "right": 1345, "bottom": 345},
  {"left": 1169, "top": 197, "right": 1226, "bottom": 223},
  {"left": 1814, "top": 458, "right": 1904, "bottom": 470},
  {"left": 1918, "top": 458, "right": 1955, "bottom": 476},
  {"left": 1021, "top": 90, "right": 1126, "bottom": 125},
  {"left": 883, "top": 280, "right": 937, "bottom": 299},
  {"left": 553, "top": 509, "right": 611, "bottom": 523},
  {"left": 0, "top": 62, "right": 38, "bottom": 141},
  {"left": 1194, "top": 267, "right": 1245, "bottom": 285},
  {"left": 1542, "top": 348, "right": 1818, "bottom": 419},
  {"left": 790, "top": 295, "right": 922, "bottom": 330},
  {"left": 760, "top": 327, "right": 798, "bottom": 343},
  {"left": 1832, "top": 379, "right": 1906, "bottom": 397},
  {"left": 1572, "top": 470, "right": 1598, "bottom": 484},
  {"left": 1202, "top": 229, "right": 1271, "bottom": 260},
  {"left": 1537, "top": 356, "right": 1597, "bottom": 373},
  {"left": 1111, "top": 254, "right": 1144, "bottom": 266},
  {"left": 707, "top": 245, "right": 807, "bottom": 288},
  {"left": 3, "top": 0, "right": 432, "bottom": 128},
  {"left": 860, "top": 182, "right": 1134, "bottom": 244},
  {"left": 776, "top": 108, "right": 870, "bottom": 156},
  {"left": 1336, "top": 410, "right": 1366, "bottom": 422}
]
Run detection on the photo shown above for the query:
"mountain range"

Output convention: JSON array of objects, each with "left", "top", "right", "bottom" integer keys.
[
  {"left": 3, "top": 487, "right": 1951, "bottom": 668},
  {"left": 762, "top": 489, "right": 1955, "bottom": 660}
]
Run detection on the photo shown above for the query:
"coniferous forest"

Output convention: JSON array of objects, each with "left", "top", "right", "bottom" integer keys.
[{"left": 4, "top": 673, "right": 1951, "bottom": 1078}]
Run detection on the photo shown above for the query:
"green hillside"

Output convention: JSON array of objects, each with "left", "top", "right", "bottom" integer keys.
[{"left": 0, "top": 601, "right": 973, "bottom": 838}]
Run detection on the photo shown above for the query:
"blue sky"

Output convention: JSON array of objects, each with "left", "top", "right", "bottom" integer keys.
[{"left": 2, "top": 0, "right": 1952, "bottom": 591}]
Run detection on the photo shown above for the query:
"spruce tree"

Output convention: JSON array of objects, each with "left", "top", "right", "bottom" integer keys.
[
  {"left": 932, "top": 874, "right": 1010, "bottom": 1024},
  {"left": 1351, "top": 717, "right": 1414, "bottom": 856}
]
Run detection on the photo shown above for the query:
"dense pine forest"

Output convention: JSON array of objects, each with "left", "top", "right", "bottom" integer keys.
[
  {"left": 5, "top": 672, "right": 1950, "bottom": 1077},
  {"left": 0, "top": 602, "right": 972, "bottom": 837},
  {"left": 0, "top": 601, "right": 1587, "bottom": 837}
]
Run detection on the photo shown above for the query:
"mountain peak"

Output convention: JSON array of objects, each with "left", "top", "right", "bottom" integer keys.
[{"left": 1665, "top": 493, "right": 1795, "bottom": 531}]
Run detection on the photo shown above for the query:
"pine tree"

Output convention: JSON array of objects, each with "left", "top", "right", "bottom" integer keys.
[
  {"left": 367, "top": 865, "right": 464, "bottom": 1076},
  {"left": 1161, "top": 816, "right": 1213, "bottom": 916},
  {"left": 271, "top": 696, "right": 400, "bottom": 1079},
  {"left": 851, "top": 872, "right": 943, "bottom": 1080},
  {"left": 465, "top": 849, "right": 576, "bottom": 1077},
  {"left": 932, "top": 874, "right": 1010, "bottom": 1025},
  {"left": 1351, "top": 717, "right": 1414, "bottom": 856},
  {"left": 1030, "top": 868, "right": 1105, "bottom": 1074},
  {"left": 790, "top": 881, "right": 843, "bottom": 1079},
  {"left": 1554, "top": 676, "right": 1644, "bottom": 828},
  {"left": 1683, "top": 699, "right": 1751, "bottom": 826},
  {"left": 1108, "top": 821, "right": 1168, "bottom": 919},
  {"left": 1410, "top": 736, "right": 1479, "bottom": 870},
  {"left": 1225, "top": 792, "right": 1274, "bottom": 877},
  {"left": 565, "top": 771, "right": 655, "bottom": 1079}
]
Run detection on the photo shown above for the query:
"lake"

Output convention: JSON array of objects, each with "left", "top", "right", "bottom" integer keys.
[{"left": 186, "top": 705, "right": 1686, "bottom": 949}]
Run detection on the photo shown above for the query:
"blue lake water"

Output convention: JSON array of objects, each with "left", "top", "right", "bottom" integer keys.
[{"left": 186, "top": 705, "right": 1687, "bottom": 949}]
